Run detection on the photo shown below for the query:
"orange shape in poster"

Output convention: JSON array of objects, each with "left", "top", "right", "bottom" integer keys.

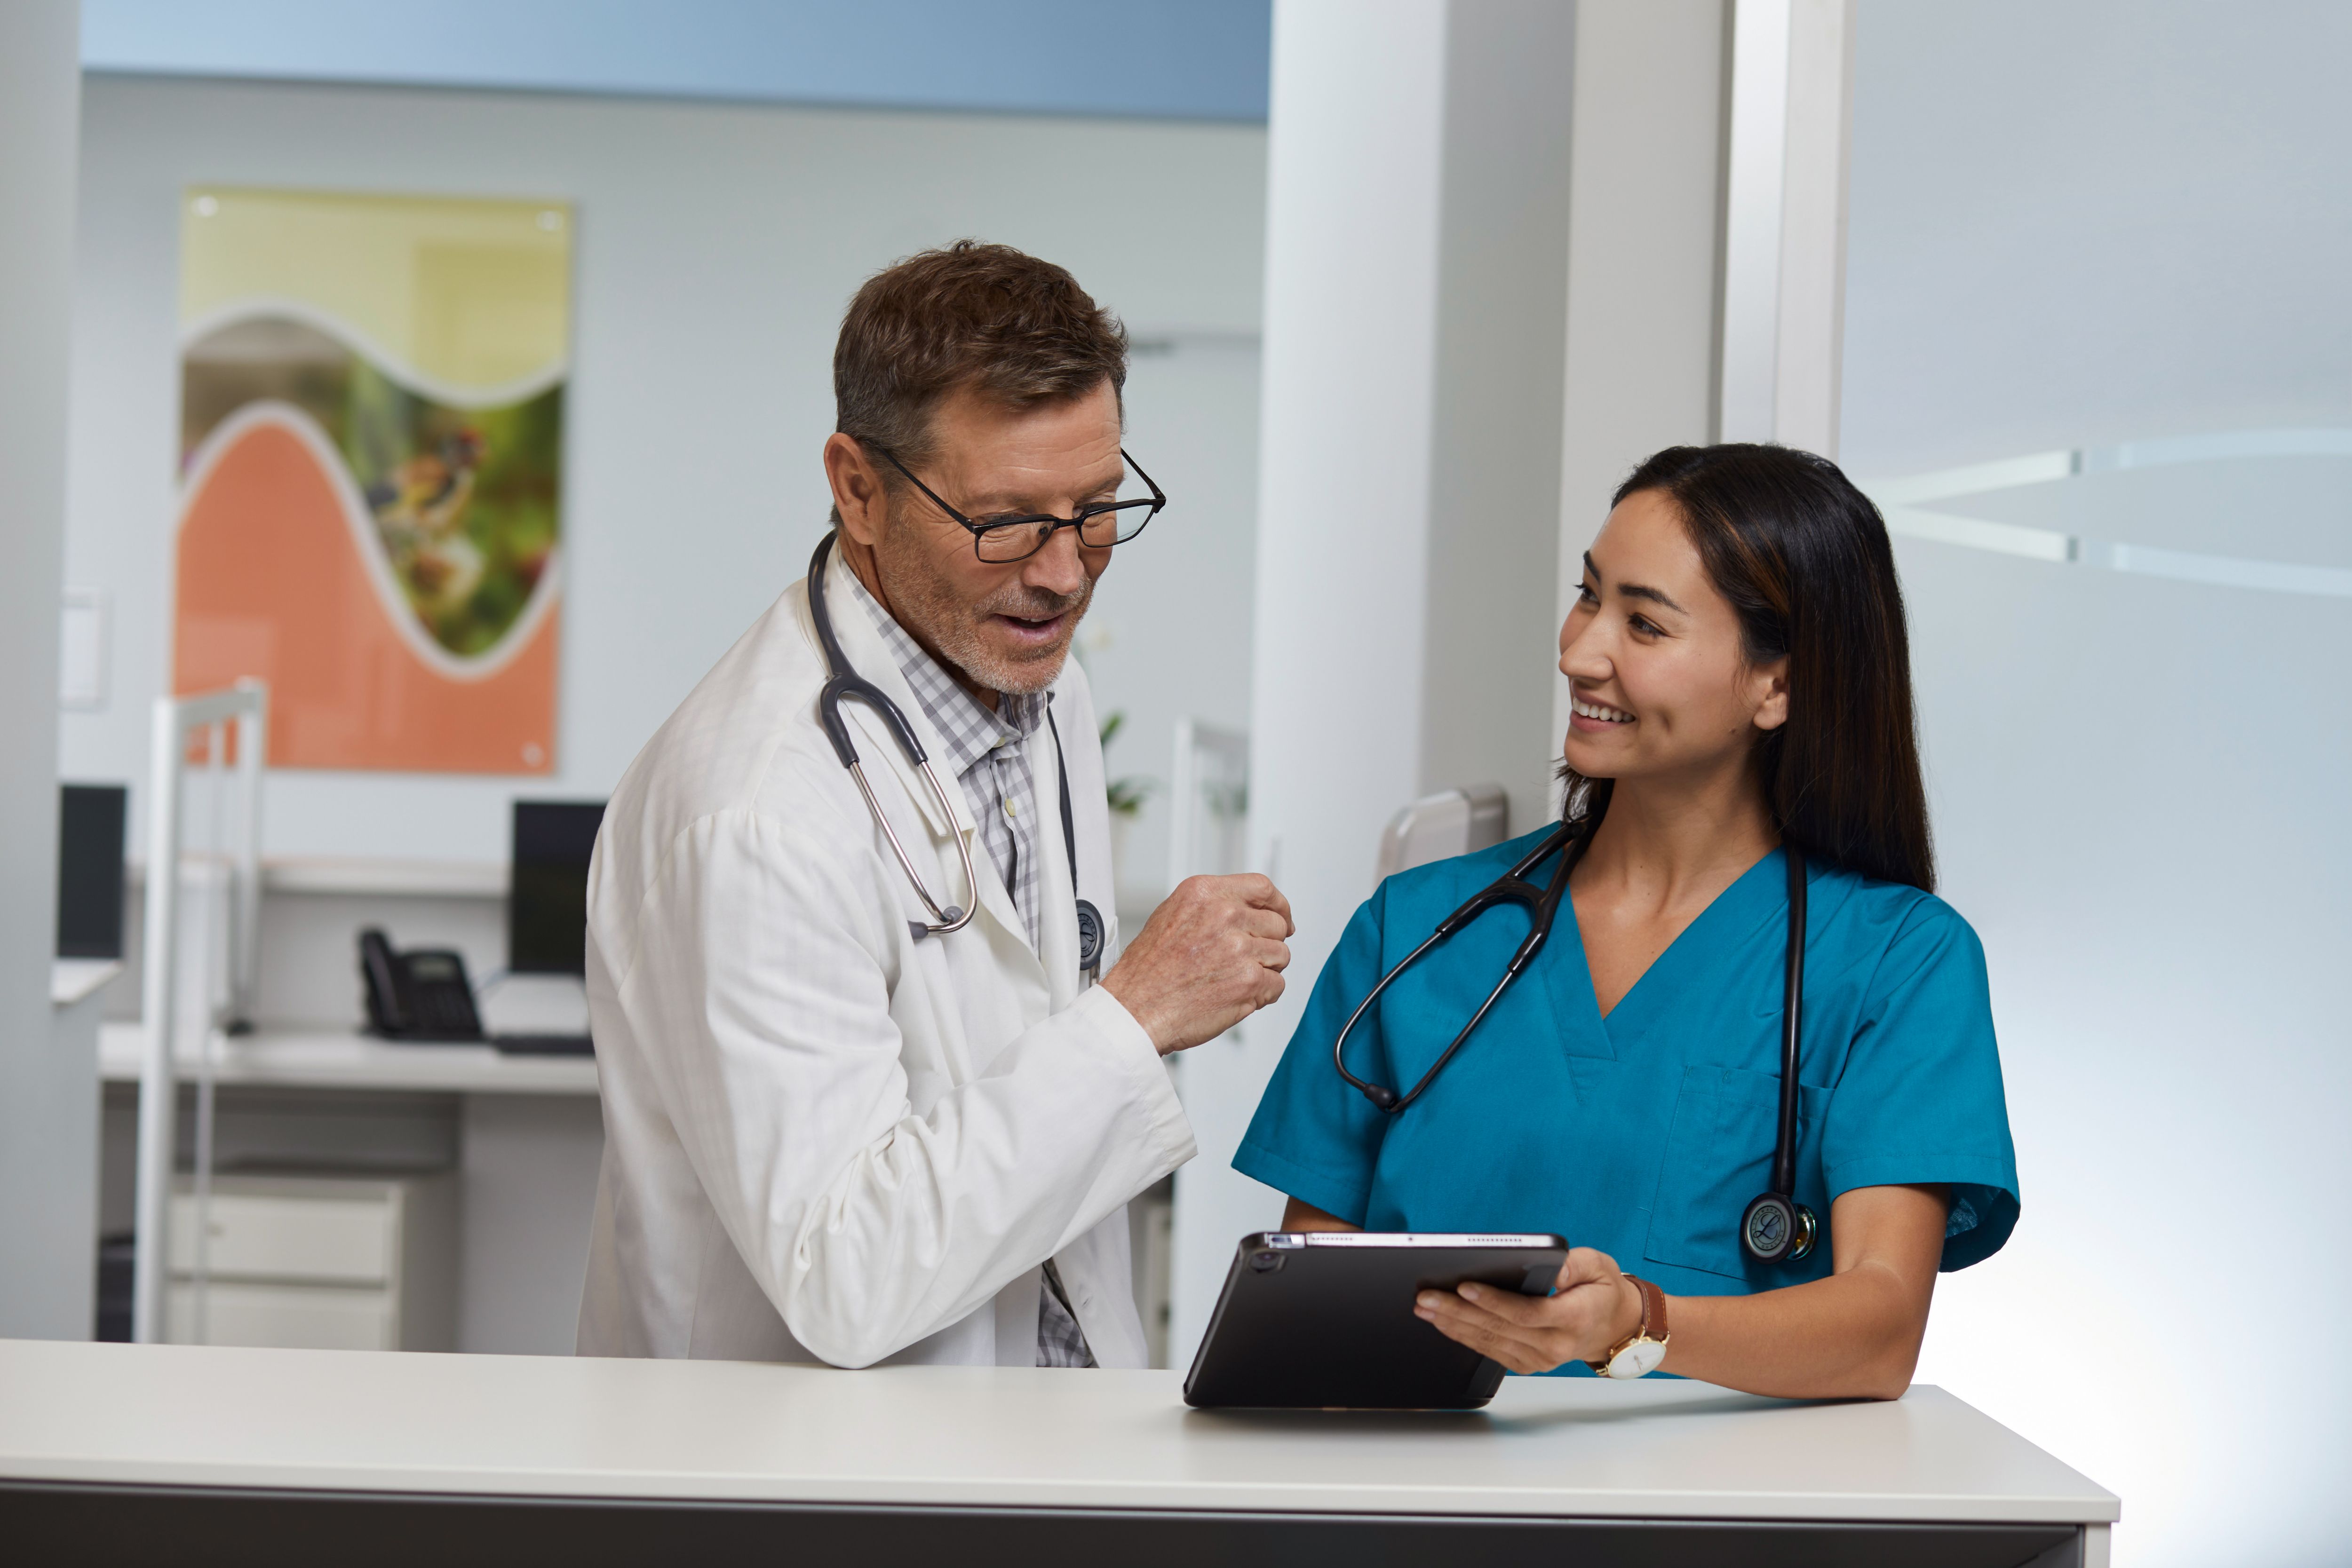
[{"left": 174, "top": 414, "right": 558, "bottom": 774}]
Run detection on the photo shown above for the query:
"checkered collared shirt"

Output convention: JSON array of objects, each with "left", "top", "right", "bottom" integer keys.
[
  {"left": 847, "top": 574, "right": 1094, "bottom": 1368},
  {"left": 850, "top": 578, "right": 1050, "bottom": 952}
]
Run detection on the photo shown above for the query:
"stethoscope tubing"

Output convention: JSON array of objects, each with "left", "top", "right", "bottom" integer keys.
[
  {"left": 1334, "top": 817, "right": 1815, "bottom": 1218},
  {"left": 807, "top": 531, "right": 980, "bottom": 938},
  {"left": 1773, "top": 843, "right": 1807, "bottom": 1199},
  {"left": 1331, "top": 821, "right": 1581, "bottom": 1114}
]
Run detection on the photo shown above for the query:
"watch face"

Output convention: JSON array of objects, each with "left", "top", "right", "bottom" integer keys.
[{"left": 1611, "top": 1338, "right": 1667, "bottom": 1379}]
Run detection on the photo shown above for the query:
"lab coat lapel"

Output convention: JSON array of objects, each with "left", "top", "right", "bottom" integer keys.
[{"left": 815, "top": 555, "right": 1039, "bottom": 977}]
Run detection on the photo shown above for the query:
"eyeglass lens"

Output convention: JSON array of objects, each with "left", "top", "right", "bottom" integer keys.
[{"left": 974, "top": 503, "right": 1156, "bottom": 563}]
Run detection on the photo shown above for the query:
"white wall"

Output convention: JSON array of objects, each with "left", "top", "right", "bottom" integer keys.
[
  {"left": 65, "top": 75, "right": 1267, "bottom": 875},
  {"left": 1082, "top": 334, "right": 1262, "bottom": 915},
  {"left": 0, "top": 1, "right": 83, "bottom": 1341},
  {"left": 1174, "top": 0, "right": 1580, "bottom": 1364},
  {"left": 1553, "top": 0, "right": 1726, "bottom": 747},
  {"left": 1845, "top": 4, "right": 2352, "bottom": 1563}
]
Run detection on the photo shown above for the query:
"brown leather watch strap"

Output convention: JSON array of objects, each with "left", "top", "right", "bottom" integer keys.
[
  {"left": 1629, "top": 1274, "right": 1668, "bottom": 1344},
  {"left": 1588, "top": 1273, "right": 1670, "bottom": 1374}
]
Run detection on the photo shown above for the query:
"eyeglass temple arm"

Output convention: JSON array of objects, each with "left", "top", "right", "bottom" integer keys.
[{"left": 1120, "top": 448, "right": 1166, "bottom": 506}]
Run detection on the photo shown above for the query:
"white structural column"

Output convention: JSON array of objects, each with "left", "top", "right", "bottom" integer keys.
[
  {"left": 0, "top": 1, "right": 85, "bottom": 1340},
  {"left": 1719, "top": 0, "right": 1857, "bottom": 455},
  {"left": 1172, "top": 0, "right": 1578, "bottom": 1363},
  {"left": 1553, "top": 0, "right": 1732, "bottom": 754}
]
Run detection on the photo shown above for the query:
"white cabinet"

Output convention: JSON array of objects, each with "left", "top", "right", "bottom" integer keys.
[
  {"left": 165, "top": 1280, "right": 399, "bottom": 1351},
  {"left": 168, "top": 1173, "right": 454, "bottom": 1351}
]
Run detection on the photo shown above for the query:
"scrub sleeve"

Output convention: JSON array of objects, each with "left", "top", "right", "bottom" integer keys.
[
  {"left": 1820, "top": 898, "right": 2019, "bottom": 1268},
  {"left": 1233, "top": 884, "right": 1414, "bottom": 1229}
]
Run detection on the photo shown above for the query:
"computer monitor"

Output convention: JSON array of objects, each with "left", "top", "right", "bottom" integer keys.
[
  {"left": 508, "top": 800, "right": 605, "bottom": 976},
  {"left": 57, "top": 783, "right": 128, "bottom": 960}
]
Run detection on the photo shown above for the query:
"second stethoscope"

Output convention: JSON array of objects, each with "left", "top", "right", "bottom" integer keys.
[
  {"left": 804, "top": 531, "right": 1104, "bottom": 976},
  {"left": 1331, "top": 820, "right": 1819, "bottom": 1265}
]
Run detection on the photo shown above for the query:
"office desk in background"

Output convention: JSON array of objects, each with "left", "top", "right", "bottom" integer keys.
[
  {"left": 0, "top": 1341, "right": 2117, "bottom": 1566},
  {"left": 97, "top": 1023, "right": 600, "bottom": 1097},
  {"left": 97, "top": 1023, "right": 601, "bottom": 1356}
]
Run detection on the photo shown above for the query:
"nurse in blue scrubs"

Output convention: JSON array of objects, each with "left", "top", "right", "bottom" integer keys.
[{"left": 1236, "top": 443, "right": 2018, "bottom": 1399}]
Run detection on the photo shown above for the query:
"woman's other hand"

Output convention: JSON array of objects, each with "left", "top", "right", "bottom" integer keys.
[
  {"left": 1412, "top": 1185, "right": 1949, "bottom": 1396},
  {"left": 1414, "top": 1247, "right": 1641, "bottom": 1374}
]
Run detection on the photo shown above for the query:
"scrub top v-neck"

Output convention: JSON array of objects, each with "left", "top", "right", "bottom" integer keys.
[{"left": 1235, "top": 826, "right": 2020, "bottom": 1317}]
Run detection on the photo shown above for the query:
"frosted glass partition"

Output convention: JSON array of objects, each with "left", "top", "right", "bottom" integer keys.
[
  {"left": 1864, "top": 440, "right": 2352, "bottom": 1562},
  {"left": 1841, "top": 2, "right": 2352, "bottom": 1553}
]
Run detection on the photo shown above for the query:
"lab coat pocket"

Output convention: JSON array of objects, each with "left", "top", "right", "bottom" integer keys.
[{"left": 1641, "top": 1065, "right": 1824, "bottom": 1283}]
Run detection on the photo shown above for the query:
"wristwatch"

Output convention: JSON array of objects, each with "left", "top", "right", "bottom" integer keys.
[{"left": 1589, "top": 1274, "right": 1669, "bottom": 1379}]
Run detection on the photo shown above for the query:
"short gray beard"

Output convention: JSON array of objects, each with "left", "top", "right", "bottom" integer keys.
[{"left": 873, "top": 515, "right": 1092, "bottom": 697}]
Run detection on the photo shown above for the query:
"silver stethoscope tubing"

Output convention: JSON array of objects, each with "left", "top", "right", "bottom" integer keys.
[
  {"left": 1332, "top": 818, "right": 1819, "bottom": 1265},
  {"left": 807, "top": 531, "right": 980, "bottom": 937},
  {"left": 805, "top": 531, "right": 1104, "bottom": 973}
]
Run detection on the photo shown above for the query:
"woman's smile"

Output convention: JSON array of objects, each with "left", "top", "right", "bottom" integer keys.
[{"left": 1569, "top": 693, "right": 1637, "bottom": 730}]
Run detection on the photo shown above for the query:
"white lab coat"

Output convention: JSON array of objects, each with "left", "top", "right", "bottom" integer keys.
[{"left": 575, "top": 552, "right": 1194, "bottom": 1368}]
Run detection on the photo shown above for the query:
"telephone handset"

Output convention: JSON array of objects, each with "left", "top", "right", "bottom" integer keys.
[{"left": 358, "top": 927, "right": 484, "bottom": 1041}]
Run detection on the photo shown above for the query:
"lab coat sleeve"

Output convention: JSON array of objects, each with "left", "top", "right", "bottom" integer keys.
[{"left": 615, "top": 807, "right": 1193, "bottom": 1368}]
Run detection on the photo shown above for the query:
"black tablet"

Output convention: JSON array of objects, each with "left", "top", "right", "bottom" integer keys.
[{"left": 1182, "top": 1231, "right": 1571, "bottom": 1410}]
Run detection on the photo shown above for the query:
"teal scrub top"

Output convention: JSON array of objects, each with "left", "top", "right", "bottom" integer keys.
[{"left": 1235, "top": 828, "right": 2020, "bottom": 1325}]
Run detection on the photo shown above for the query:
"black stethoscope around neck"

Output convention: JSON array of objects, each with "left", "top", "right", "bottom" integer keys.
[
  {"left": 1331, "top": 819, "right": 1819, "bottom": 1266},
  {"left": 804, "top": 531, "right": 1105, "bottom": 976}
]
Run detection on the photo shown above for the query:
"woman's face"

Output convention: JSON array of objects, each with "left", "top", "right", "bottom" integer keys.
[{"left": 1558, "top": 489, "right": 1787, "bottom": 786}]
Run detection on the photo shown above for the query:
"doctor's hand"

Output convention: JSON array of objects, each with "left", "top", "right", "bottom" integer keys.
[
  {"left": 1413, "top": 1247, "right": 1644, "bottom": 1375},
  {"left": 1102, "top": 874, "right": 1293, "bottom": 1055}
]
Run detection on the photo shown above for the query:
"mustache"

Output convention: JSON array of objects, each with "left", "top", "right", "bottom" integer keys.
[{"left": 976, "top": 581, "right": 1089, "bottom": 621}]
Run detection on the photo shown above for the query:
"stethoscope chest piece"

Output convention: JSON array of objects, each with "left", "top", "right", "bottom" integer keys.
[
  {"left": 1739, "top": 1190, "right": 1818, "bottom": 1265},
  {"left": 1075, "top": 897, "right": 1104, "bottom": 976}
]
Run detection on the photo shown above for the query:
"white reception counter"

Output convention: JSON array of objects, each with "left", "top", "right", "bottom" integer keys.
[{"left": 0, "top": 1339, "right": 2116, "bottom": 1565}]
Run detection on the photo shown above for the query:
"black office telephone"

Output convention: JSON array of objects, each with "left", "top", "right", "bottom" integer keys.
[{"left": 358, "top": 927, "right": 484, "bottom": 1041}]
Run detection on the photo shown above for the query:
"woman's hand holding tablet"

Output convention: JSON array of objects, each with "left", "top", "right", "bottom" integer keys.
[{"left": 1413, "top": 1245, "right": 1644, "bottom": 1376}]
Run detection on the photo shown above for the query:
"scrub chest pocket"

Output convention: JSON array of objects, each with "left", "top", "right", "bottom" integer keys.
[{"left": 1644, "top": 1064, "right": 1829, "bottom": 1284}]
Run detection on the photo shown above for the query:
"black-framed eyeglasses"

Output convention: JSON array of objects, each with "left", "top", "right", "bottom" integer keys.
[{"left": 874, "top": 445, "right": 1167, "bottom": 563}]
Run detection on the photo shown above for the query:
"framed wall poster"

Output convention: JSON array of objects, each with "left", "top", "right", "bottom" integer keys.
[{"left": 174, "top": 188, "right": 571, "bottom": 773}]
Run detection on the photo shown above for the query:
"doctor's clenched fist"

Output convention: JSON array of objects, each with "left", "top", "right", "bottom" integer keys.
[{"left": 1102, "top": 874, "right": 1294, "bottom": 1055}]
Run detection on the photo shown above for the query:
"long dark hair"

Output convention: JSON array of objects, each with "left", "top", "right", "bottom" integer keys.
[{"left": 1563, "top": 443, "right": 1935, "bottom": 892}]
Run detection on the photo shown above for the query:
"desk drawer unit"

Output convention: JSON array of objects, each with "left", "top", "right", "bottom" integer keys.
[
  {"left": 170, "top": 1188, "right": 396, "bottom": 1284},
  {"left": 167, "top": 1173, "right": 454, "bottom": 1352},
  {"left": 164, "top": 1281, "right": 399, "bottom": 1351}
]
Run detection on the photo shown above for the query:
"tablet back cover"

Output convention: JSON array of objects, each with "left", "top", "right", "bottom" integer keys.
[{"left": 1183, "top": 1234, "right": 1566, "bottom": 1409}]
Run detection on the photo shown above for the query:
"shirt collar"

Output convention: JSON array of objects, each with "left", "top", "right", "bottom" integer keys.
[{"left": 846, "top": 570, "right": 1048, "bottom": 777}]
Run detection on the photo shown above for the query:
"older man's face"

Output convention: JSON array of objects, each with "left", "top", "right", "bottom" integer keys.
[{"left": 853, "top": 380, "right": 1123, "bottom": 701}]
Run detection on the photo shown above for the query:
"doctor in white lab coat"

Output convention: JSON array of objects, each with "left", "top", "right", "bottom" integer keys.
[{"left": 576, "top": 242, "right": 1292, "bottom": 1370}]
